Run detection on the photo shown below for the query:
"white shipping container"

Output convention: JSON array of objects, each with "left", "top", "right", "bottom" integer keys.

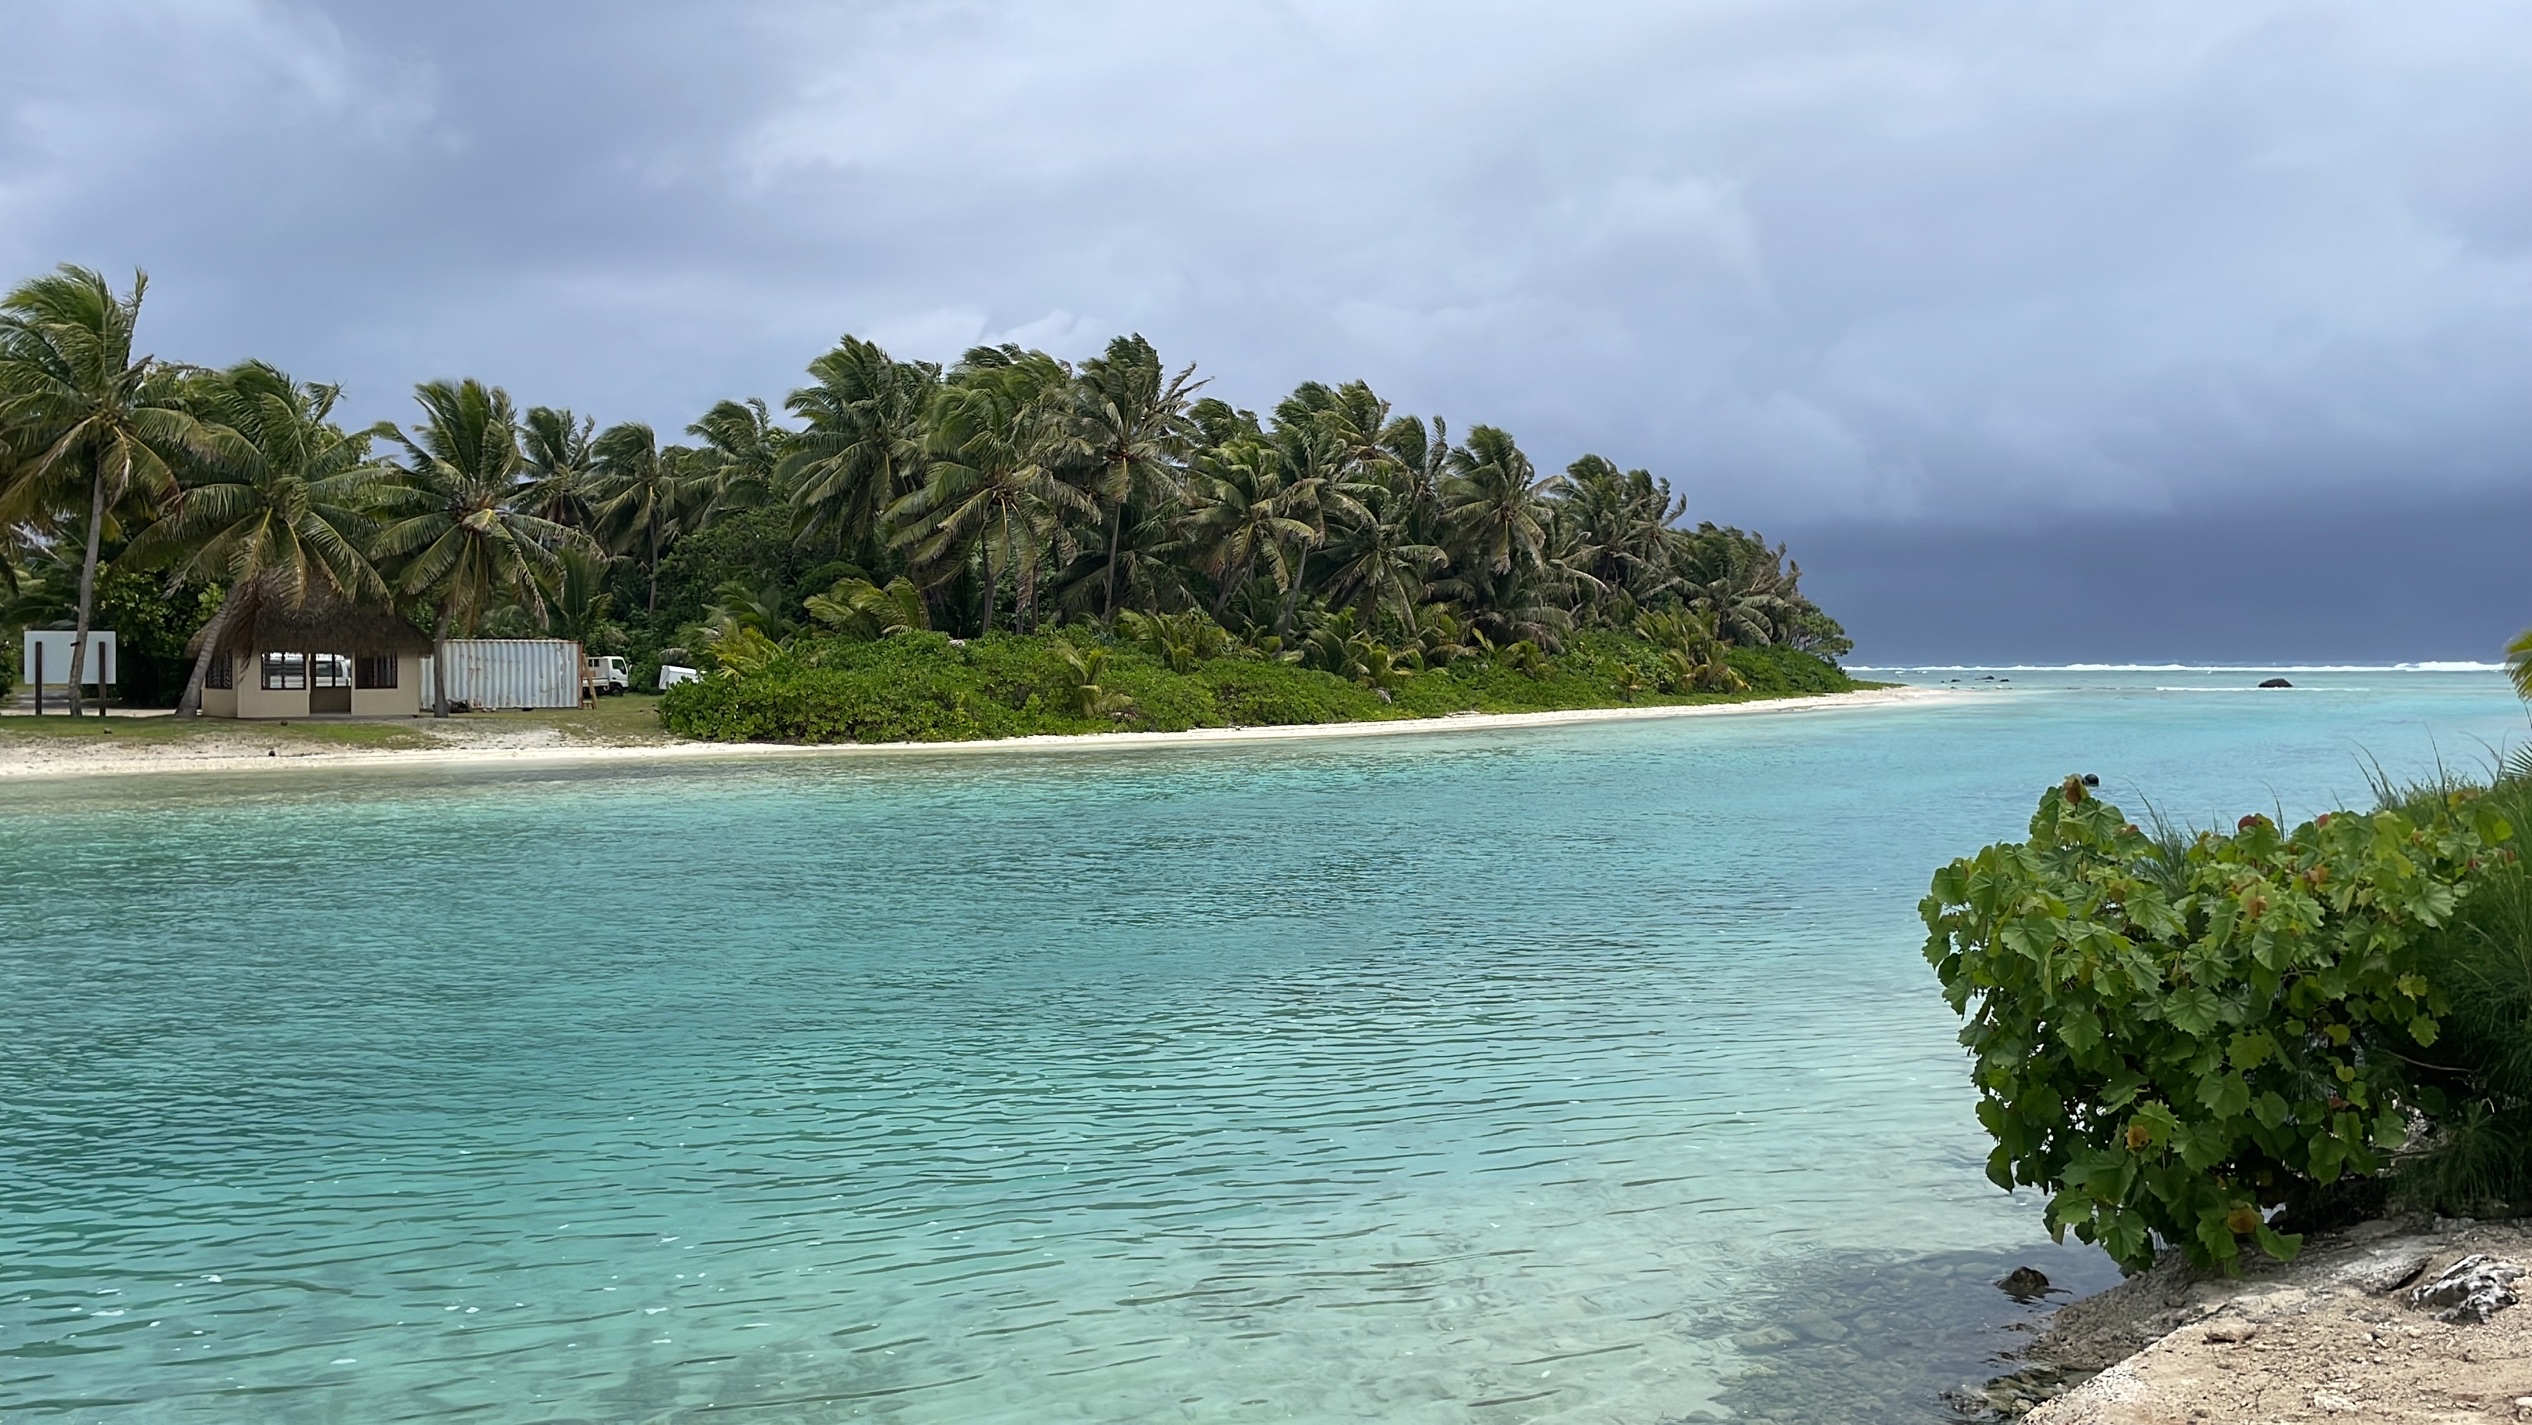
[{"left": 420, "top": 639, "right": 585, "bottom": 710}]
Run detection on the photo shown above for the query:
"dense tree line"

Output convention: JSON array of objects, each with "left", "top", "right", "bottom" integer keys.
[{"left": 0, "top": 264, "right": 1848, "bottom": 716}]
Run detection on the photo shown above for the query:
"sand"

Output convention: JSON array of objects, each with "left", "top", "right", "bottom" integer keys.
[{"left": 0, "top": 685, "right": 1953, "bottom": 782}]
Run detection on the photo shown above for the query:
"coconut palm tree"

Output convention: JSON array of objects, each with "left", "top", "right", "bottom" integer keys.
[
  {"left": 1319, "top": 480, "right": 1442, "bottom": 632},
  {"left": 0, "top": 266, "right": 223, "bottom": 715},
  {"left": 125, "top": 361, "right": 396, "bottom": 716},
  {"left": 1073, "top": 334, "right": 1201, "bottom": 619},
  {"left": 2508, "top": 628, "right": 2532, "bottom": 702},
  {"left": 891, "top": 357, "right": 1089, "bottom": 634},
  {"left": 588, "top": 421, "right": 712, "bottom": 615},
  {"left": 1379, "top": 412, "right": 1452, "bottom": 542},
  {"left": 376, "top": 379, "right": 569, "bottom": 715},
  {"left": 687, "top": 397, "right": 787, "bottom": 512},
  {"left": 547, "top": 544, "right": 623, "bottom": 651},
  {"left": 1443, "top": 425, "right": 1548, "bottom": 579},
  {"left": 1184, "top": 438, "right": 1312, "bottom": 624},
  {"left": 782, "top": 336, "right": 936, "bottom": 557},
  {"left": 1554, "top": 454, "right": 1686, "bottom": 621},
  {"left": 1263, "top": 417, "right": 1371, "bottom": 636},
  {"left": 520, "top": 406, "right": 598, "bottom": 530}
]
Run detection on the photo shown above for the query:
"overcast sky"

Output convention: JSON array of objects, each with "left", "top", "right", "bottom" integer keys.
[{"left": 4, "top": 1, "right": 2525, "bottom": 660}]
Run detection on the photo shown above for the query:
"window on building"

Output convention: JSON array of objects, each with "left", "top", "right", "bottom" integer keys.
[
  {"left": 354, "top": 655, "right": 398, "bottom": 689},
  {"left": 205, "top": 654, "right": 234, "bottom": 690},
  {"left": 260, "top": 652, "right": 307, "bottom": 690},
  {"left": 312, "top": 654, "right": 351, "bottom": 688}
]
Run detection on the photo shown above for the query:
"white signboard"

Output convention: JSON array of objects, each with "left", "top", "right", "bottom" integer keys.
[{"left": 21, "top": 630, "right": 117, "bottom": 687}]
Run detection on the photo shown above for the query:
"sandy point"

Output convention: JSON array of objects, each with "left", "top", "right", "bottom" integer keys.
[{"left": 0, "top": 685, "right": 1959, "bottom": 783}]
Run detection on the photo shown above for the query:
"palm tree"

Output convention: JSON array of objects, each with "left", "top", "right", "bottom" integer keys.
[
  {"left": 1553, "top": 455, "right": 1686, "bottom": 622},
  {"left": 125, "top": 361, "right": 396, "bottom": 716},
  {"left": 2508, "top": 628, "right": 2532, "bottom": 702},
  {"left": 376, "top": 379, "right": 569, "bottom": 715},
  {"left": 891, "top": 360, "right": 1089, "bottom": 634},
  {"left": 1263, "top": 417, "right": 1371, "bottom": 636},
  {"left": 1443, "top": 425, "right": 1548, "bottom": 579},
  {"left": 687, "top": 397, "right": 787, "bottom": 512},
  {"left": 1319, "top": 480, "right": 1442, "bottom": 632},
  {"left": 1185, "top": 438, "right": 1313, "bottom": 625},
  {"left": 588, "top": 421, "right": 712, "bottom": 615},
  {"left": 1073, "top": 334, "right": 1201, "bottom": 619},
  {"left": 547, "top": 544, "right": 623, "bottom": 651},
  {"left": 1379, "top": 412, "right": 1451, "bottom": 542},
  {"left": 0, "top": 266, "right": 222, "bottom": 715},
  {"left": 782, "top": 336, "right": 936, "bottom": 558},
  {"left": 520, "top": 406, "right": 598, "bottom": 529}
]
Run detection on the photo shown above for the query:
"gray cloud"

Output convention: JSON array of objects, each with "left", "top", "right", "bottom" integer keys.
[{"left": 3, "top": 1, "right": 2527, "bottom": 654}]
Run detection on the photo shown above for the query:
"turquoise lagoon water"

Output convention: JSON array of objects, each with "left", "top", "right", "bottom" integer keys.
[{"left": 4, "top": 668, "right": 2525, "bottom": 1423}]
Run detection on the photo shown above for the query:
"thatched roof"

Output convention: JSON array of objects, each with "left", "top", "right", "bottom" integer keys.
[{"left": 190, "top": 578, "right": 433, "bottom": 658}]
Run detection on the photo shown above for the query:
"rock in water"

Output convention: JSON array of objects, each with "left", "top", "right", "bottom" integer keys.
[
  {"left": 2259, "top": 677, "right": 2294, "bottom": 688},
  {"left": 2405, "top": 1254, "right": 2522, "bottom": 1324},
  {"left": 1997, "top": 1266, "right": 2052, "bottom": 1301}
]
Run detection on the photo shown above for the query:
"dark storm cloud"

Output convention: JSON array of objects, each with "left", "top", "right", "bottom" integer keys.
[{"left": 4, "top": 1, "right": 2526, "bottom": 655}]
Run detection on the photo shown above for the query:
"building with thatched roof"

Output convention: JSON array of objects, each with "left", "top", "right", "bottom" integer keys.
[{"left": 192, "top": 582, "right": 433, "bottom": 719}]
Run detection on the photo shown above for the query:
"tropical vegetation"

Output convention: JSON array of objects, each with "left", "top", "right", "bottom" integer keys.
[
  {"left": 0, "top": 262, "right": 1860, "bottom": 731},
  {"left": 1925, "top": 760, "right": 2532, "bottom": 1275}
]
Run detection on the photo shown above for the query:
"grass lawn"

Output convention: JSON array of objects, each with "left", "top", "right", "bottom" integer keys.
[
  {"left": 457, "top": 693, "right": 674, "bottom": 745},
  {"left": 0, "top": 694, "right": 671, "bottom": 751},
  {"left": 0, "top": 711, "right": 435, "bottom": 749}
]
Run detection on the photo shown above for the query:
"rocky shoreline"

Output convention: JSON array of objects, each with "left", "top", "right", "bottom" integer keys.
[{"left": 1951, "top": 1218, "right": 2530, "bottom": 1423}]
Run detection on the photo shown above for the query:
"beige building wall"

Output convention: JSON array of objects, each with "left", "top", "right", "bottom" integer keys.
[
  {"left": 202, "top": 652, "right": 425, "bottom": 719},
  {"left": 349, "top": 653, "right": 424, "bottom": 717},
  {"left": 234, "top": 676, "right": 311, "bottom": 719}
]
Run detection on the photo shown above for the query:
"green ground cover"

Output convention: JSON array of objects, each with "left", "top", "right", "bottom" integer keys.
[{"left": 659, "top": 630, "right": 1856, "bottom": 744}]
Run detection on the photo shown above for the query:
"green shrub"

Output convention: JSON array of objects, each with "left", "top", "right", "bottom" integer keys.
[
  {"left": 1922, "top": 776, "right": 2509, "bottom": 1272},
  {"left": 2398, "top": 767, "right": 2532, "bottom": 1214},
  {"left": 659, "top": 626, "right": 1857, "bottom": 744}
]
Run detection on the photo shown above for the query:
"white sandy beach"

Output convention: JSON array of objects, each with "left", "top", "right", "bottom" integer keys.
[{"left": 0, "top": 685, "right": 1953, "bottom": 781}]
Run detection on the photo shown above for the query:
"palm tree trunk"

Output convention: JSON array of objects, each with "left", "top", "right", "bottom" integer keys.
[
  {"left": 1102, "top": 499, "right": 1124, "bottom": 620},
  {"left": 176, "top": 592, "right": 239, "bottom": 718},
  {"left": 64, "top": 471, "right": 107, "bottom": 719},
  {"left": 1276, "top": 546, "right": 1310, "bottom": 638},
  {"left": 432, "top": 608, "right": 453, "bottom": 718},
  {"left": 646, "top": 509, "right": 659, "bottom": 615}
]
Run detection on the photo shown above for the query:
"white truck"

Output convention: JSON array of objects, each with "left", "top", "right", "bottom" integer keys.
[{"left": 585, "top": 655, "right": 630, "bottom": 696}]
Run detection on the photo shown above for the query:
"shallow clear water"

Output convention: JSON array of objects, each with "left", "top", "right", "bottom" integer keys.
[{"left": 4, "top": 670, "right": 2525, "bottom": 1423}]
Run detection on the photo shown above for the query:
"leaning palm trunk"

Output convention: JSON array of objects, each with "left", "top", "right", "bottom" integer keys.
[
  {"left": 432, "top": 610, "right": 453, "bottom": 717},
  {"left": 1102, "top": 502, "right": 1124, "bottom": 620},
  {"left": 63, "top": 469, "right": 108, "bottom": 718},
  {"left": 176, "top": 593, "right": 240, "bottom": 718},
  {"left": 1276, "top": 547, "right": 1311, "bottom": 638}
]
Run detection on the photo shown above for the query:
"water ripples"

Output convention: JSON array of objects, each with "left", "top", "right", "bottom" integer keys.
[{"left": 7, "top": 680, "right": 2523, "bottom": 1421}]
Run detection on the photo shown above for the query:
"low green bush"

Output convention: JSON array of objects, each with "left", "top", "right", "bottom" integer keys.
[
  {"left": 2397, "top": 765, "right": 2532, "bottom": 1214},
  {"left": 658, "top": 627, "right": 1857, "bottom": 743},
  {"left": 1922, "top": 775, "right": 2510, "bottom": 1272}
]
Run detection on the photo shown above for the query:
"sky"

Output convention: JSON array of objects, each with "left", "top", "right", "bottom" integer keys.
[{"left": 3, "top": 0, "right": 2526, "bottom": 661}]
